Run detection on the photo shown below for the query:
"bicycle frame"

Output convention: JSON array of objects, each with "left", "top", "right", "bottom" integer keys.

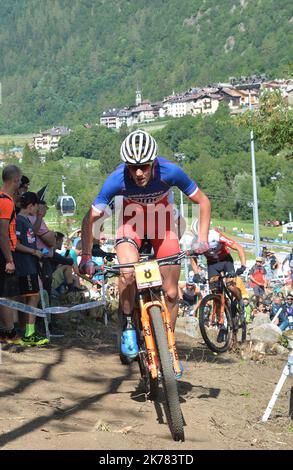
[
  {"left": 138, "top": 289, "right": 181, "bottom": 379},
  {"left": 92, "top": 250, "right": 193, "bottom": 379},
  {"left": 210, "top": 275, "right": 236, "bottom": 325}
]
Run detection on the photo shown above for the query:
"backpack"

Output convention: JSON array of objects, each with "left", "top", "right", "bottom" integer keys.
[
  {"left": 289, "top": 253, "right": 293, "bottom": 269},
  {"left": 0, "top": 193, "right": 15, "bottom": 223}
]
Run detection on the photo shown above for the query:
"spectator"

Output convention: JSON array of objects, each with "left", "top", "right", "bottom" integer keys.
[
  {"left": 268, "top": 251, "right": 279, "bottom": 277},
  {"left": 107, "top": 284, "right": 119, "bottom": 301},
  {"left": 61, "top": 237, "right": 82, "bottom": 265},
  {"left": 249, "top": 257, "right": 268, "bottom": 307},
  {"left": 253, "top": 301, "right": 267, "bottom": 317},
  {"left": 265, "top": 251, "right": 279, "bottom": 281},
  {"left": 0, "top": 165, "right": 22, "bottom": 344},
  {"left": 51, "top": 233, "right": 83, "bottom": 294},
  {"left": 284, "top": 294, "right": 293, "bottom": 330},
  {"left": 270, "top": 295, "right": 287, "bottom": 330},
  {"left": 178, "top": 273, "right": 202, "bottom": 315},
  {"left": 28, "top": 200, "right": 56, "bottom": 299},
  {"left": 282, "top": 248, "right": 293, "bottom": 289},
  {"left": 243, "top": 297, "right": 253, "bottom": 322},
  {"left": 15, "top": 175, "right": 30, "bottom": 215},
  {"left": 14, "top": 192, "right": 48, "bottom": 346}
]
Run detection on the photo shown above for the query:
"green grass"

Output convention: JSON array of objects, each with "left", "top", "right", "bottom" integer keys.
[
  {"left": 0, "top": 134, "right": 34, "bottom": 146},
  {"left": 133, "top": 120, "right": 171, "bottom": 133},
  {"left": 239, "top": 391, "right": 252, "bottom": 397},
  {"left": 210, "top": 218, "right": 293, "bottom": 244}
]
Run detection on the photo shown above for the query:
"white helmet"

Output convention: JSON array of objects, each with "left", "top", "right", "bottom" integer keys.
[{"left": 120, "top": 129, "right": 158, "bottom": 165}]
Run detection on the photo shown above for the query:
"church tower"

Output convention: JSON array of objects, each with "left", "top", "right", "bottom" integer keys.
[{"left": 135, "top": 87, "right": 142, "bottom": 106}]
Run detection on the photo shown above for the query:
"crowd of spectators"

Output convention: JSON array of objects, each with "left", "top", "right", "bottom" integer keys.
[
  {"left": 1, "top": 164, "right": 292, "bottom": 348},
  {"left": 0, "top": 165, "right": 116, "bottom": 347},
  {"left": 177, "top": 248, "right": 293, "bottom": 332}
]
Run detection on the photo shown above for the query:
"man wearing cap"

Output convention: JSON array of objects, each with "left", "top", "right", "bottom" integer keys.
[
  {"left": 15, "top": 191, "right": 49, "bottom": 346},
  {"left": 249, "top": 257, "right": 268, "bottom": 307}
]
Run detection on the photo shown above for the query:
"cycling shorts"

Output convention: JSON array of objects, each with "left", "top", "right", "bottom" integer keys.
[
  {"left": 207, "top": 254, "right": 235, "bottom": 280},
  {"left": 116, "top": 198, "right": 180, "bottom": 258}
]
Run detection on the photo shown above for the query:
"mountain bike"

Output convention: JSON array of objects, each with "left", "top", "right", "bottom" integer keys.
[
  {"left": 95, "top": 251, "right": 192, "bottom": 442},
  {"left": 198, "top": 272, "right": 247, "bottom": 353}
]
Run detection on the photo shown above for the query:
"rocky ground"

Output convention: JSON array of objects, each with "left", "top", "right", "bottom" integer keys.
[{"left": 0, "top": 315, "right": 293, "bottom": 450}]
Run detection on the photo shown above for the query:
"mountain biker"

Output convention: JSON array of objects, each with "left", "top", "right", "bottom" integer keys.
[
  {"left": 191, "top": 220, "right": 247, "bottom": 341},
  {"left": 80, "top": 129, "right": 211, "bottom": 362},
  {"left": 191, "top": 220, "right": 247, "bottom": 297}
]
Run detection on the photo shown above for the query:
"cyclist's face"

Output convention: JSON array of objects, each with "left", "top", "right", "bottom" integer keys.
[{"left": 127, "top": 164, "right": 152, "bottom": 187}]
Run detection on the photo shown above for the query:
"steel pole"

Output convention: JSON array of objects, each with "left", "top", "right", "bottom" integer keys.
[
  {"left": 249, "top": 94, "right": 261, "bottom": 256},
  {"left": 180, "top": 189, "right": 189, "bottom": 281}
]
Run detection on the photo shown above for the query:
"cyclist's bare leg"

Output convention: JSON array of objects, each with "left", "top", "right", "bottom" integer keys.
[
  {"left": 115, "top": 242, "right": 139, "bottom": 316},
  {"left": 160, "top": 264, "right": 181, "bottom": 328},
  {"left": 226, "top": 280, "right": 242, "bottom": 302}
]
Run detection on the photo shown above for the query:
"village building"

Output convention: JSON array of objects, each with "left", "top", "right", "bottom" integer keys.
[
  {"left": 33, "top": 126, "right": 71, "bottom": 151},
  {"left": 99, "top": 78, "right": 290, "bottom": 129}
]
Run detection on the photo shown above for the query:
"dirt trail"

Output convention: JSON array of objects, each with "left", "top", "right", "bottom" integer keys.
[{"left": 0, "top": 321, "right": 292, "bottom": 450}]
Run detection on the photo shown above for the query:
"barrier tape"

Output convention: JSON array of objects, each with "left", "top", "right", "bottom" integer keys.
[{"left": 0, "top": 297, "right": 106, "bottom": 318}]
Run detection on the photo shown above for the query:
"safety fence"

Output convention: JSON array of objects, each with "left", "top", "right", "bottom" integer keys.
[{"left": 0, "top": 295, "right": 107, "bottom": 341}]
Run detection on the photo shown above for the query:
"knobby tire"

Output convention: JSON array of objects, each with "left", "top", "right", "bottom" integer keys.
[
  {"left": 149, "top": 305, "right": 184, "bottom": 442},
  {"left": 198, "top": 294, "right": 233, "bottom": 353}
]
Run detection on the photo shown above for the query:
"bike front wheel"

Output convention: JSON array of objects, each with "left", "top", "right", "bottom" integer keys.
[
  {"left": 198, "top": 294, "right": 233, "bottom": 353},
  {"left": 149, "top": 305, "right": 184, "bottom": 442}
]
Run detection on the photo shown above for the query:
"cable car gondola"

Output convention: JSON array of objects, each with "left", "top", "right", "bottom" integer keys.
[
  {"left": 56, "top": 195, "right": 76, "bottom": 216},
  {"left": 56, "top": 176, "right": 76, "bottom": 216}
]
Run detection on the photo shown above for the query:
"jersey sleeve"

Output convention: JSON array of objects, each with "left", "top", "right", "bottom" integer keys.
[
  {"left": 92, "top": 168, "right": 124, "bottom": 212},
  {"left": 0, "top": 197, "right": 14, "bottom": 220},
  {"left": 162, "top": 160, "right": 198, "bottom": 197},
  {"left": 218, "top": 232, "right": 235, "bottom": 248}
]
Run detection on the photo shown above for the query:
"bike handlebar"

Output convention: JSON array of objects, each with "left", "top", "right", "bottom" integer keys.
[{"left": 92, "top": 250, "right": 197, "bottom": 278}]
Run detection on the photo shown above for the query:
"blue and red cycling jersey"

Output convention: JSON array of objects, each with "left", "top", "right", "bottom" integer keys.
[{"left": 92, "top": 157, "right": 198, "bottom": 212}]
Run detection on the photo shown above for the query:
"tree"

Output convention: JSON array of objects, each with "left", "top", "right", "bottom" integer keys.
[
  {"left": 238, "top": 89, "right": 293, "bottom": 157},
  {"left": 22, "top": 144, "right": 40, "bottom": 165}
]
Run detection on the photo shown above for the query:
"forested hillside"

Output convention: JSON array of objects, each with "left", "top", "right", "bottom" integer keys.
[
  {"left": 0, "top": 0, "right": 292, "bottom": 133},
  {"left": 13, "top": 103, "right": 290, "bottom": 223}
]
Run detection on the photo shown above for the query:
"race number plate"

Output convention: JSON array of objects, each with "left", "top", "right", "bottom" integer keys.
[{"left": 135, "top": 260, "right": 162, "bottom": 289}]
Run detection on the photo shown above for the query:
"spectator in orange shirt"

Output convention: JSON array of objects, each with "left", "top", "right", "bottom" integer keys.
[
  {"left": 0, "top": 165, "right": 22, "bottom": 344},
  {"left": 249, "top": 257, "right": 268, "bottom": 307}
]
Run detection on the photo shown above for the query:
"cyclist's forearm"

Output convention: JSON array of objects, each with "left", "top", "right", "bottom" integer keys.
[
  {"left": 81, "top": 209, "right": 100, "bottom": 255},
  {"left": 190, "top": 190, "right": 211, "bottom": 242},
  {"left": 199, "top": 206, "right": 211, "bottom": 242},
  {"left": 237, "top": 245, "right": 246, "bottom": 267}
]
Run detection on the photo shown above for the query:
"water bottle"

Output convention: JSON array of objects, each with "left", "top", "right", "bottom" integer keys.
[{"left": 121, "top": 316, "right": 138, "bottom": 357}]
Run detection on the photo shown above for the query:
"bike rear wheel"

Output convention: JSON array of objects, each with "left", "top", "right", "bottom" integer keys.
[
  {"left": 198, "top": 294, "right": 233, "bottom": 353},
  {"left": 149, "top": 305, "right": 184, "bottom": 442},
  {"left": 231, "top": 300, "right": 247, "bottom": 344}
]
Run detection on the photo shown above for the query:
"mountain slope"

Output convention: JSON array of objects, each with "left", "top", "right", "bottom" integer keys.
[{"left": 0, "top": 0, "right": 292, "bottom": 132}]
